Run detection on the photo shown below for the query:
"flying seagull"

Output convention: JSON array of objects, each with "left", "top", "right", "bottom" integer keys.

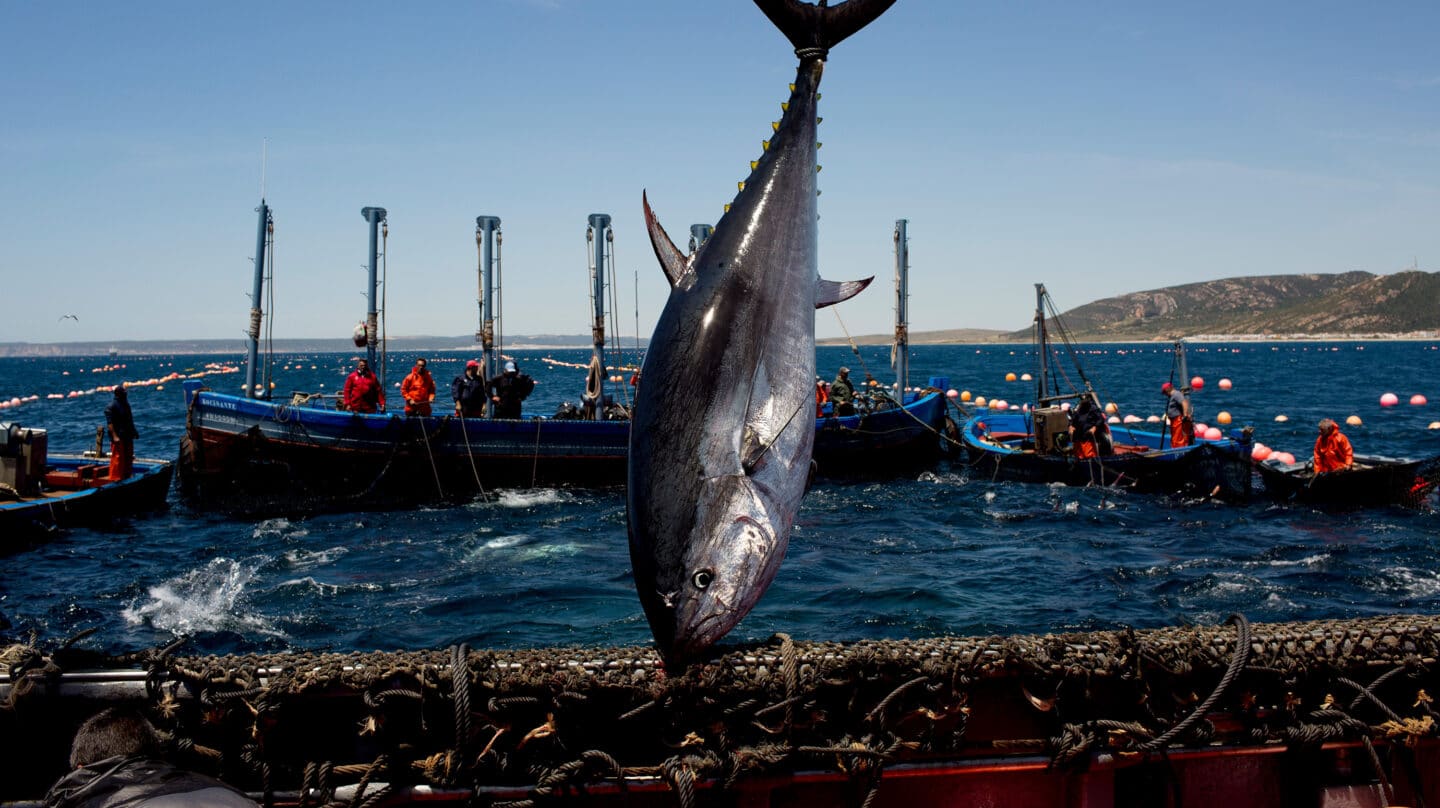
[{"left": 58, "top": 314, "right": 79, "bottom": 322}]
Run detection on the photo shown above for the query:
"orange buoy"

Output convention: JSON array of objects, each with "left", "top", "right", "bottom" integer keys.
[
  {"left": 1005, "top": 372, "right": 1017, "bottom": 382},
  {"left": 960, "top": 390, "right": 972, "bottom": 402},
  {"left": 1190, "top": 376, "right": 1204, "bottom": 390},
  {"left": 974, "top": 396, "right": 987, "bottom": 407},
  {"left": 1251, "top": 443, "right": 1272, "bottom": 461},
  {"left": 1346, "top": 415, "right": 1363, "bottom": 426},
  {"left": 1410, "top": 394, "right": 1427, "bottom": 406},
  {"left": 1104, "top": 402, "right": 1118, "bottom": 414},
  {"left": 1273, "top": 451, "right": 1296, "bottom": 464},
  {"left": 1275, "top": 414, "right": 1289, "bottom": 423},
  {"left": 1218, "top": 378, "right": 1233, "bottom": 390},
  {"left": 1216, "top": 411, "right": 1232, "bottom": 425},
  {"left": 1203, "top": 427, "right": 1222, "bottom": 440}
]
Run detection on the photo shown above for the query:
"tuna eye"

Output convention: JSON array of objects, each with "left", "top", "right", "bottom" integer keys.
[{"left": 692, "top": 569, "right": 714, "bottom": 590}]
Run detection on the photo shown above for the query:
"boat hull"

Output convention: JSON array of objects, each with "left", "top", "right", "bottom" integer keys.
[
  {"left": 177, "top": 384, "right": 950, "bottom": 513},
  {"left": 961, "top": 411, "right": 1253, "bottom": 499},
  {"left": 0, "top": 454, "right": 173, "bottom": 545},
  {"left": 1257, "top": 453, "right": 1440, "bottom": 507}
]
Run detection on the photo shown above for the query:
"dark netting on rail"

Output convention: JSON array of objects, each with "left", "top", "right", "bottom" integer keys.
[{"left": 5, "top": 614, "right": 1439, "bottom": 805}]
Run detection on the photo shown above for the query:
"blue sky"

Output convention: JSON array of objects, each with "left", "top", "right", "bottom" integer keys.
[{"left": 4, "top": 1, "right": 1437, "bottom": 343}]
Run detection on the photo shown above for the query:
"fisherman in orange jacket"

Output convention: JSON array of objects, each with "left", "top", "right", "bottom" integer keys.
[
  {"left": 1313, "top": 418, "right": 1354, "bottom": 473},
  {"left": 401, "top": 357, "right": 435, "bottom": 416}
]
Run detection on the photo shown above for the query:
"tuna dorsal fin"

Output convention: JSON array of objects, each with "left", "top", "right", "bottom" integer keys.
[
  {"left": 752, "top": 0, "right": 898, "bottom": 59},
  {"left": 815, "top": 276, "right": 873, "bottom": 309},
  {"left": 642, "top": 191, "right": 691, "bottom": 289}
]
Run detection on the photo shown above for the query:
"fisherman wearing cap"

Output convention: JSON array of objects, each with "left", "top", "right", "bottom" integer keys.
[
  {"left": 488, "top": 360, "right": 535, "bottom": 419},
  {"left": 451, "top": 359, "right": 488, "bottom": 417},
  {"left": 1162, "top": 381, "right": 1193, "bottom": 448},
  {"left": 830, "top": 367, "right": 856, "bottom": 416}
]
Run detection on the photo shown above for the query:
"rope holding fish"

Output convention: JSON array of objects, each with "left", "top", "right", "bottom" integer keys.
[{"left": 1142, "top": 613, "right": 1251, "bottom": 750}]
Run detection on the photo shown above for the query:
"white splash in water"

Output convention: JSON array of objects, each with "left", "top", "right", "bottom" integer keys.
[
  {"left": 122, "top": 558, "right": 281, "bottom": 637},
  {"left": 494, "top": 489, "right": 568, "bottom": 509},
  {"left": 282, "top": 546, "right": 349, "bottom": 571}
]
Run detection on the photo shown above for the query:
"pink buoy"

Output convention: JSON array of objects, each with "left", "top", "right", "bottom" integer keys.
[
  {"left": 1410, "top": 394, "right": 1427, "bottom": 406},
  {"left": 1193, "top": 422, "right": 1209, "bottom": 434},
  {"left": 946, "top": 389, "right": 958, "bottom": 399},
  {"left": 1379, "top": 392, "right": 1399, "bottom": 407},
  {"left": 1203, "top": 427, "right": 1222, "bottom": 441},
  {"left": 1190, "top": 376, "right": 1204, "bottom": 391},
  {"left": 1218, "top": 378, "right": 1233, "bottom": 390},
  {"left": 1273, "top": 451, "right": 1296, "bottom": 465},
  {"left": 1251, "top": 444, "right": 1272, "bottom": 461}
]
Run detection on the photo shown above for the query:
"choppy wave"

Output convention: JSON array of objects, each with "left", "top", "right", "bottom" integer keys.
[{"left": 121, "top": 558, "right": 283, "bottom": 638}]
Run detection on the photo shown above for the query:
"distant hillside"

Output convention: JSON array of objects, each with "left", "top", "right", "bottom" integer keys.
[
  {"left": 817, "top": 328, "right": 1008, "bottom": 346},
  {"left": 1009, "top": 271, "right": 1440, "bottom": 341}
]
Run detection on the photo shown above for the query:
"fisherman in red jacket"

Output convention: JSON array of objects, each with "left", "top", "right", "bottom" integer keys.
[
  {"left": 400, "top": 357, "right": 435, "bottom": 416},
  {"left": 1313, "top": 418, "right": 1354, "bottom": 473},
  {"left": 342, "top": 358, "right": 385, "bottom": 413}
]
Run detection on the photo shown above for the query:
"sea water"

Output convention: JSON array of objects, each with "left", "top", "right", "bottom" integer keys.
[{"left": 1, "top": 342, "right": 1437, "bottom": 656}]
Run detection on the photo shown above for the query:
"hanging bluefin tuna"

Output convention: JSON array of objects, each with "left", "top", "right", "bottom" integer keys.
[{"left": 628, "top": 0, "right": 897, "bottom": 665}]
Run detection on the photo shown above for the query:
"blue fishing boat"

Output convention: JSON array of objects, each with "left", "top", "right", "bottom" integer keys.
[
  {"left": 960, "top": 285, "right": 1253, "bottom": 499},
  {"left": 0, "top": 423, "right": 173, "bottom": 544},
  {"left": 178, "top": 208, "right": 949, "bottom": 513}
]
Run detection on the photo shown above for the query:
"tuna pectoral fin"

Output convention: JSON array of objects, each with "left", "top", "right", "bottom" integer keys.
[
  {"left": 816, "top": 276, "right": 873, "bottom": 309},
  {"left": 642, "top": 191, "right": 692, "bottom": 289},
  {"left": 753, "top": 0, "right": 897, "bottom": 58}
]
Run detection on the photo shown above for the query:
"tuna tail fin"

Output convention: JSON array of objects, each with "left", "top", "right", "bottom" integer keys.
[
  {"left": 816, "top": 276, "right": 873, "bottom": 308},
  {"left": 752, "top": 0, "right": 897, "bottom": 60},
  {"left": 643, "top": 191, "right": 693, "bottom": 289}
]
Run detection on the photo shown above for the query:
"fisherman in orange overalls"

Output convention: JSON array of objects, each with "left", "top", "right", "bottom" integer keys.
[
  {"left": 104, "top": 384, "right": 139, "bottom": 480},
  {"left": 401, "top": 357, "right": 435, "bottom": 417},
  {"left": 1163, "top": 382, "right": 1193, "bottom": 448},
  {"left": 1313, "top": 418, "right": 1354, "bottom": 473}
]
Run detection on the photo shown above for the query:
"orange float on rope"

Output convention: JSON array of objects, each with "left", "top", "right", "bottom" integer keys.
[
  {"left": 1410, "top": 394, "right": 1427, "bottom": 406},
  {"left": 1251, "top": 443, "right": 1272, "bottom": 461},
  {"left": 1005, "top": 372, "right": 1017, "bottom": 382},
  {"left": 1216, "top": 411, "right": 1232, "bottom": 425},
  {"left": 1346, "top": 415, "right": 1363, "bottom": 426}
]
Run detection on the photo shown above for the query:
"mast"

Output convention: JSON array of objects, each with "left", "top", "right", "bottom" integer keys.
[
  {"left": 687, "top": 224, "right": 713, "bottom": 256},
  {"left": 244, "top": 200, "right": 272, "bottom": 399},
  {"left": 360, "top": 207, "right": 387, "bottom": 371},
  {"left": 892, "top": 219, "right": 909, "bottom": 400},
  {"left": 587, "top": 213, "right": 612, "bottom": 419},
  {"left": 475, "top": 216, "right": 502, "bottom": 384},
  {"left": 1175, "top": 338, "right": 1191, "bottom": 410},
  {"left": 1035, "top": 283, "right": 1048, "bottom": 406}
]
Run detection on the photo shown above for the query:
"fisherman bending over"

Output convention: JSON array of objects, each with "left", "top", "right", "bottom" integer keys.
[
  {"left": 451, "top": 360, "right": 487, "bottom": 417},
  {"left": 1313, "top": 418, "right": 1354, "bottom": 473},
  {"left": 45, "top": 707, "right": 258, "bottom": 807},
  {"left": 1069, "top": 394, "right": 1112, "bottom": 459},
  {"left": 342, "top": 358, "right": 385, "bottom": 413},
  {"left": 400, "top": 357, "right": 435, "bottom": 417},
  {"left": 489, "top": 361, "right": 535, "bottom": 419}
]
